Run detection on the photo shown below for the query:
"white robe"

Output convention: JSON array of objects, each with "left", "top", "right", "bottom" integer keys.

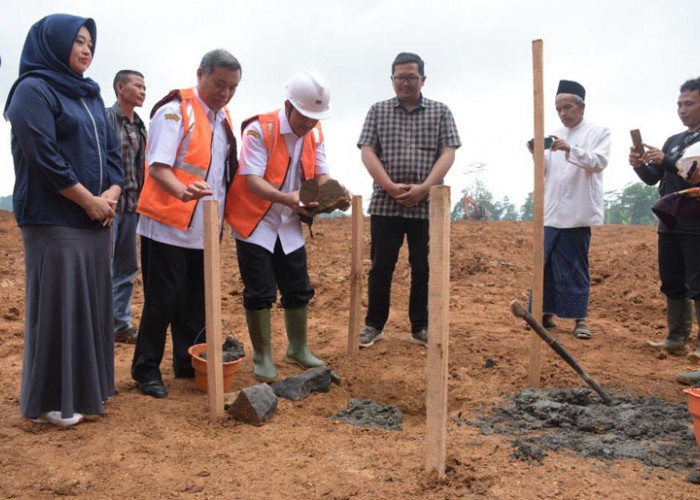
[{"left": 544, "top": 119, "right": 611, "bottom": 228}]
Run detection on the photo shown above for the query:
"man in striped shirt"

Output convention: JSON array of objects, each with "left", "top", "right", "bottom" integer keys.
[
  {"left": 357, "top": 52, "right": 461, "bottom": 348},
  {"left": 106, "top": 70, "right": 147, "bottom": 345}
]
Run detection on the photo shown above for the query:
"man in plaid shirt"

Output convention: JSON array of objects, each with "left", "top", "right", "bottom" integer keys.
[
  {"left": 106, "top": 70, "right": 147, "bottom": 344},
  {"left": 357, "top": 52, "right": 461, "bottom": 348}
]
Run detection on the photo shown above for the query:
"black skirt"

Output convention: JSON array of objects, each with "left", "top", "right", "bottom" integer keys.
[{"left": 20, "top": 225, "right": 115, "bottom": 419}]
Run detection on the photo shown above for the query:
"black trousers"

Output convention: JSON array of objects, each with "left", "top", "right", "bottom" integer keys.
[
  {"left": 365, "top": 215, "right": 429, "bottom": 333},
  {"left": 658, "top": 232, "right": 700, "bottom": 300},
  {"left": 131, "top": 237, "right": 205, "bottom": 383},
  {"left": 235, "top": 238, "right": 314, "bottom": 311}
]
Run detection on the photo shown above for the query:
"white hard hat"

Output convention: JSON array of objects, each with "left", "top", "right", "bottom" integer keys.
[
  {"left": 677, "top": 142, "right": 700, "bottom": 184},
  {"left": 285, "top": 71, "right": 332, "bottom": 120}
]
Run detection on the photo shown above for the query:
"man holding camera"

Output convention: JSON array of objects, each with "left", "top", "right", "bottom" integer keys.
[
  {"left": 528, "top": 80, "right": 611, "bottom": 339},
  {"left": 630, "top": 77, "right": 700, "bottom": 376}
]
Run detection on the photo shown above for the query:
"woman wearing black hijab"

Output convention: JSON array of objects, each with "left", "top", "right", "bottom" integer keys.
[{"left": 4, "top": 14, "right": 123, "bottom": 426}]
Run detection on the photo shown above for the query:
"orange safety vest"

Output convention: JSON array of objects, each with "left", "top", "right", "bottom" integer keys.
[
  {"left": 137, "top": 88, "right": 236, "bottom": 231},
  {"left": 224, "top": 110, "right": 323, "bottom": 238}
]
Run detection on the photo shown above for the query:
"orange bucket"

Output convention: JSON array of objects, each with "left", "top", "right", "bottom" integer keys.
[
  {"left": 683, "top": 387, "right": 700, "bottom": 447},
  {"left": 188, "top": 343, "right": 242, "bottom": 393}
]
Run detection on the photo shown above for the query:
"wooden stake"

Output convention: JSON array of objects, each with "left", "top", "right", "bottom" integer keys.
[
  {"left": 425, "top": 185, "right": 450, "bottom": 477},
  {"left": 347, "top": 195, "right": 363, "bottom": 356},
  {"left": 203, "top": 200, "right": 225, "bottom": 422},
  {"left": 529, "top": 39, "right": 545, "bottom": 387}
]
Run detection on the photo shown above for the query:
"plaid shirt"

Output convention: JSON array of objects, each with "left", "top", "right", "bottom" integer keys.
[
  {"left": 106, "top": 102, "right": 147, "bottom": 213},
  {"left": 357, "top": 95, "right": 461, "bottom": 219}
]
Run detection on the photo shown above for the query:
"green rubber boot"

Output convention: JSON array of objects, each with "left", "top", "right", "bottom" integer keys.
[
  {"left": 676, "top": 370, "right": 700, "bottom": 386},
  {"left": 245, "top": 308, "right": 277, "bottom": 382},
  {"left": 284, "top": 306, "right": 325, "bottom": 368},
  {"left": 647, "top": 297, "right": 692, "bottom": 356},
  {"left": 690, "top": 300, "right": 700, "bottom": 361}
]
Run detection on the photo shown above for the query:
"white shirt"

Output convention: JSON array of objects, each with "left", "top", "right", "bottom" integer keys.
[
  {"left": 544, "top": 119, "right": 611, "bottom": 228},
  {"left": 230, "top": 108, "right": 329, "bottom": 254},
  {"left": 137, "top": 89, "right": 230, "bottom": 249}
]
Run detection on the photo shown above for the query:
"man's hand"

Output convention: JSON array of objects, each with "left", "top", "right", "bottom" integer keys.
[
  {"left": 641, "top": 143, "right": 664, "bottom": 165},
  {"left": 395, "top": 183, "right": 429, "bottom": 207},
  {"left": 282, "top": 190, "right": 317, "bottom": 217},
  {"left": 386, "top": 182, "right": 410, "bottom": 199},
  {"left": 180, "top": 181, "right": 213, "bottom": 202},
  {"left": 628, "top": 145, "right": 644, "bottom": 168},
  {"left": 549, "top": 135, "right": 571, "bottom": 153}
]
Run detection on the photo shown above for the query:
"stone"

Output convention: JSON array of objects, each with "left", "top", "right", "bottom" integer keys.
[
  {"left": 299, "top": 179, "right": 350, "bottom": 215},
  {"left": 227, "top": 383, "right": 277, "bottom": 425},
  {"left": 270, "top": 367, "right": 332, "bottom": 401}
]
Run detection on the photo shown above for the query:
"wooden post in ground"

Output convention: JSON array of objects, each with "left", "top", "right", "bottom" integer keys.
[
  {"left": 347, "top": 195, "right": 363, "bottom": 356},
  {"left": 529, "top": 39, "right": 545, "bottom": 387},
  {"left": 425, "top": 185, "right": 450, "bottom": 477},
  {"left": 203, "top": 200, "right": 225, "bottom": 422}
]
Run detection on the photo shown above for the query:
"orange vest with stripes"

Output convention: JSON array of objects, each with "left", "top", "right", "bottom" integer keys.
[
  {"left": 137, "top": 88, "right": 235, "bottom": 231},
  {"left": 224, "top": 110, "right": 323, "bottom": 238}
]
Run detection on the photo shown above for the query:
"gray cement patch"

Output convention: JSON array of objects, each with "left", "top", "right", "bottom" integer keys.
[
  {"left": 466, "top": 388, "right": 699, "bottom": 471},
  {"left": 331, "top": 398, "right": 403, "bottom": 431}
]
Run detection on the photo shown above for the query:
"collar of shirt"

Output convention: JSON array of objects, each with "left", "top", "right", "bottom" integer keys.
[
  {"left": 193, "top": 88, "right": 223, "bottom": 126},
  {"left": 566, "top": 118, "right": 586, "bottom": 133},
  {"left": 392, "top": 94, "right": 425, "bottom": 112},
  {"left": 278, "top": 107, "right": 294, "bottom": 136}
]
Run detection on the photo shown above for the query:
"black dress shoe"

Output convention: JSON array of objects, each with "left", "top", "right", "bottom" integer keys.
[
  {"left": 173, "top": 366, "right": 195, "bottom": 379},
  {"left": 139, "top": 380, "right": 167, "bottom": 398}
]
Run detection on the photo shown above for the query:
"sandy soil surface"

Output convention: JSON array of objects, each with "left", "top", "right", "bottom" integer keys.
[{"left": 1, "top": 209, "right": 699, "bottom": 499}]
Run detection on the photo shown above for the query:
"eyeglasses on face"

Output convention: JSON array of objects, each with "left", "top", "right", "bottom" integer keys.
[{"left": 391, "top": 75, "right": 422, "bottom": 84}]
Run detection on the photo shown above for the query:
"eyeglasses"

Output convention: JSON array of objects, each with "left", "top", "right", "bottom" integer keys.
[{"left": 391, "top": 75, "right": 422, "bottom": 84}]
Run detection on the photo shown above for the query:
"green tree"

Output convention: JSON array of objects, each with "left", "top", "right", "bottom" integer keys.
[
  {"left": 451, "top": 180, "right": 522, "bottom": 221},
  {"left": 604, "top": 182, "right": 658, "bottom": 225},
  {"left": 499, "top": 196, "right": 519, "bottom": 221},
  {"left": 519, "top": 192, "right": 533, "bottom": 221}
]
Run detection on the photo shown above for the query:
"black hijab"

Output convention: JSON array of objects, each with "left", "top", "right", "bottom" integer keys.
[{"left": 4, "top": 13, "right": 100, "bottom": 115}]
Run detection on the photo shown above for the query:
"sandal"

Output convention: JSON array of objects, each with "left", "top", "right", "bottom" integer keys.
[
  {"left": 542, "top": 315, "right": 557, "bottom": 329},
  {"left": 573, "top": 322, "right": 592, "bottom": 340}
]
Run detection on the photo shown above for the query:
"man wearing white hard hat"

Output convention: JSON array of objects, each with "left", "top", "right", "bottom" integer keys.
[
  {"left": 225, "top": 71, "right": 336, "bottom": 382},
  {"left": 630, "top": 77, "right": 700, "bottom": 371}
]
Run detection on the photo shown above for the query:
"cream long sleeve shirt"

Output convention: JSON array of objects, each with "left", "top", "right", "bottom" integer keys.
[{"left": 544, "top": 119, "right": 611, "bottom": 228}]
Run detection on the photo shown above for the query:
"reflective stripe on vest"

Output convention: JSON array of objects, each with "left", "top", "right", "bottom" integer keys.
[
  {"left": 224, "top": 110, "right": 323, "bottom": 238},
  {"left": 137, "top": 88, "right": 233, "bottom": 231}
]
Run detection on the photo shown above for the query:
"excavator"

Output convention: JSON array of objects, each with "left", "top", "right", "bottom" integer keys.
[{"left": 462, "top": 195, "right": 490, "bottom": 221}]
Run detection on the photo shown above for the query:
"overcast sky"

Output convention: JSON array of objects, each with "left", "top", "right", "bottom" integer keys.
[{"left": 1, "top": 0, "right": 698, "bottom": 212}]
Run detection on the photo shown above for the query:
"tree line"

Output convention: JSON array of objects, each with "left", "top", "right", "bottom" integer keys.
[
  {"left": 451, "top": 180, "right": 659, "bottom": 225},
  {"left": 0, "top": 184, "right": 661, "bottom": 225}
]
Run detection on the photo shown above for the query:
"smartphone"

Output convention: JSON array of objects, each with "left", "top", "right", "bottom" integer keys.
[
  {"left": 528, "top": 136, "right": 553, "bottom": 150},
  {"left": 630, "top": 129, "right": 644, "bottom": 156}
]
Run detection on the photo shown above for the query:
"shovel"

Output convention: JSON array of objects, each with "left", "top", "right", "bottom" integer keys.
[{"left": 510, "top": 300, "right": 614, "bottom": 405}]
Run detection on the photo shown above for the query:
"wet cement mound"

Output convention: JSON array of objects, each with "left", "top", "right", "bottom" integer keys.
[
  {"left": 467, "top": 388, "right": 699, "bottom": 471},
  {"left": 197, "top": 336, "right": 245, "bottom": 363},
  {"left": 331, "top": 398, "right": 403, "bottom": 430}
]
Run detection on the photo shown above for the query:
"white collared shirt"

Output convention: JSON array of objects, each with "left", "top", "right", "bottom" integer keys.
[
  {"left": 544, "top": 119, "right": 611, "bottom": 228},
  {"left": 137, "top": 88, "right": 230, "bottom": 249},
  {"left": 230, "top": 108, "right": 329, "bottom": 254}
]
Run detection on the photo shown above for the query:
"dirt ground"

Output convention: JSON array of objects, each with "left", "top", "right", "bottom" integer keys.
[{"left": 1, "top": 209, "right": 699, "bottom": 499}]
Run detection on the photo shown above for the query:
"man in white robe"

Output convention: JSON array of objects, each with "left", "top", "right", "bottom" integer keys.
[{"left": 530, "top": 80, "right": 611, "bottom": 339}]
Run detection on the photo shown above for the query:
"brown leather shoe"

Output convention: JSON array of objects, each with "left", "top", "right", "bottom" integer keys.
[{"left": 114, "top": 327, "right": 138, "bottom": 344}]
